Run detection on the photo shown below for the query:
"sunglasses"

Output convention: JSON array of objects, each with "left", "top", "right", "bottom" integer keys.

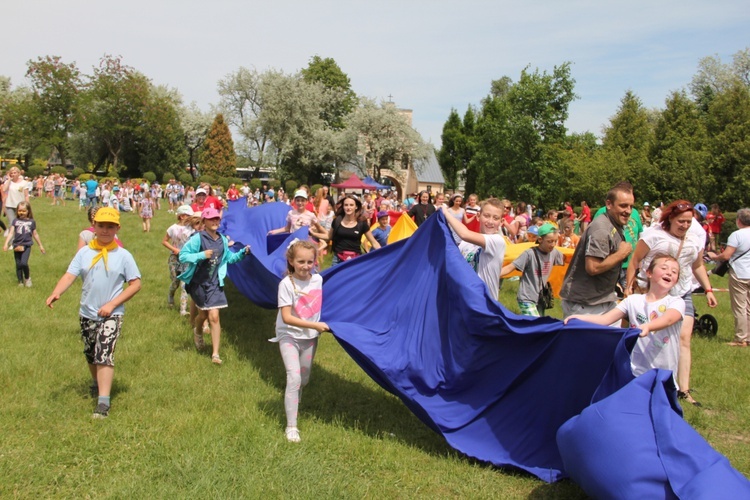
[{"left": 676, "top": 202, "right": 693, "bottom": 212}]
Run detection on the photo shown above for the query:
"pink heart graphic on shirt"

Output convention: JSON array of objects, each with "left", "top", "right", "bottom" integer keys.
[{"left": 294, "top": 289, "right": 323, "bottom": 319}]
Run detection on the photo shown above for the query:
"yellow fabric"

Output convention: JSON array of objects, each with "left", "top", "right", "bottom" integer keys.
[
  {"left": 388, "top": 213, "right": 418, "bottom": 244},
  {"left": 503, "top": 242, "right": 575, "bottom": 298},
  {"left": 88, "top": 239, "right": 119, "bottom": 270}
]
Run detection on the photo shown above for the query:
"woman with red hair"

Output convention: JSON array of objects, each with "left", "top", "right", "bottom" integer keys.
[{"left": 626, "top": 200, "right": 717, "bottom": 406}]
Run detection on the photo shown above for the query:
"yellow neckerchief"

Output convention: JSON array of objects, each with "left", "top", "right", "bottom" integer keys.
[{"left": 88, "top": 239, "right": 118, "bottom": 270}]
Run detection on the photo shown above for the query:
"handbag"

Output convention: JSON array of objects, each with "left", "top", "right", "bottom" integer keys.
[
  {"left": 712, "top": 259, "right": 730, "bottom": 277},
  {"left": 532, "top": 248, "right": 553, "bottom": 314}
]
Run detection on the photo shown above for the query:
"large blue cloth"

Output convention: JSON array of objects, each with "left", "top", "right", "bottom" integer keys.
[
  {"left": 222, "top": 200, "right": 308, "bottom": 309},
  {"left": 221, "top": 203, "right": 747, "bottom": 487},
  {"left": 320, "top": 212, "right": 640, "bottom": 481},
  {"left": 557, "top": 369, "right": 750, "bottom": 498}
]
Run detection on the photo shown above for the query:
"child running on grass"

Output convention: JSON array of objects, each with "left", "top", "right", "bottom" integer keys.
[
  {"left": 178, "top": 207, "right": 250, "bottom": 364},
  {"left": 501, "top": 223, "right": 564, "bottom": 317},
  {"left": 270, "top": 239, "right": 329, "bottom": 443},
  {"left": 565, "top": 254, "right": 685, "bottom": 380},
  {"left": 442, "top": 199, "right": 507, "bottom": 301},
  {"left": 46, "top": 207, "right": 141, "bottom": 419},
  {"left": 162, "top": 205, "right": 195, "bottom": 315},
  {"left": 140, "top": 191, "right": 154, "bottom": 232},
  {"left": 3, "top": 201, "right": 45, "bottom": 287}
]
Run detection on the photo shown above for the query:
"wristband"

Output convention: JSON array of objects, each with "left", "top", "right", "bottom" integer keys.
[{"left": 705, "top": 288, "right": 713, "bottom": 293}]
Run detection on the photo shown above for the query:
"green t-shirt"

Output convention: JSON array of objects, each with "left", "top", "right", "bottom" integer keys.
[{"left": 593, "top": 207, "right": 642, "bottom": 268}]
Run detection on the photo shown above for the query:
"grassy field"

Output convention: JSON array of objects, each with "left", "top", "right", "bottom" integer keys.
[{"left": 0, "top": 199, "right": 748, "bottom": 498}]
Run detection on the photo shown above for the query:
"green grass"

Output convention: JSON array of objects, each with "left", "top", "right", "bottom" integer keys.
[{"left": 0, "top": 200, "right": 747, "bottom": 498}]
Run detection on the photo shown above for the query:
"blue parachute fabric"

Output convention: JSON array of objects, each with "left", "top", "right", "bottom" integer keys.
[
  {"left": 222, "top": 200, "right": 308, "bottom": 309},
  {"left": 557, "top": 369, "right": 750, "bottom": 498},
  {"left": 320, "top": 211, "right": 639, "bottom": 482}
]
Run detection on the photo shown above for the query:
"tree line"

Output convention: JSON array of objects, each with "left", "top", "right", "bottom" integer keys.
[
  {"left": 0, "top": 55, "right": 429, "bottom": 186},
  {"left": 438, "top": 48, "right": 750, "bottom": 211}
]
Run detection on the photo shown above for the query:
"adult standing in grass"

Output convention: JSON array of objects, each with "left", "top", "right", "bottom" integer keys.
[
  {"left": 625, "top": 200, "right": 717, "bottom": 406},
  {"left": 708, "top": 208, "right": 750, "bottom": 347},
  {"left": 46, "top": 207, "right": 141, "bottom": 419},
  {"left": 3, "top": 166, "right": 29, "bottom": 226}
]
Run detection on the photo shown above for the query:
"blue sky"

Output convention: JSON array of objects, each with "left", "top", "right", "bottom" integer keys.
[{"left": 3, "top": 1, "right": 748, "bottom": 147}]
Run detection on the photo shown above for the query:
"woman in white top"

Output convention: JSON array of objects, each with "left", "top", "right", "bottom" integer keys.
[
  {"left": 2, "top": 167, "right": 30, "bottom": 225},
  {"left": 708, "top": 208, "right": 750, "bottom": 347},
  {"left": 626, "top": 199, "right": 717, "bottom": 406}
]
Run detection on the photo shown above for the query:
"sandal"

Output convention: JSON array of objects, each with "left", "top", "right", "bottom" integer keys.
[
  {"left": 677, "top": 389, "right": 702, "bottom": 407},
  {"left": 211, "top": 354, "right": 222, "bottom": 365},
  {"left": 285, "top": 427, "right": 301, "bottom": 443},
  {"left": 193, "top": 327, "right": 205, "bottom": 350}
]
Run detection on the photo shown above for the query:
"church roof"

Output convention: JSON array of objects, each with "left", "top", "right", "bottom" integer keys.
[{"left": 414, "top": 149, "right": 445, "bottom": 184}]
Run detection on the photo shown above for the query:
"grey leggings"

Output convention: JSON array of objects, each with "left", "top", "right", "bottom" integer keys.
[{"left": 279, "top": 336, "right": 318, "bottom": 428}]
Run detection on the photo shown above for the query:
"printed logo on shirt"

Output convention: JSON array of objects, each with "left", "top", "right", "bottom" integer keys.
[
  {"left": 636, "top": 313, "right": 648, "bottom": 325},
  {"left": 294, "top": 289, "right": 322, "bottom": 319}
]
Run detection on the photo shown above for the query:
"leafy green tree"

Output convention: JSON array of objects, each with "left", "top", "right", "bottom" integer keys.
[
  {"left": 704, "top": 81, "right": 750, "bottom": 209},
  {"left": 649, "top": 91, "right": 709, "bottom": 204},
  {"left": 0, "top": 83, "right": 44, "bottom": 166},
  {"left": 471, "top": 63, "right": 576, "bottom": 207},
  {"left": 25, "top": 56, "right": 81, "bottom": 171},
  {"left": 461, "top": 107, "right": 478, "bottom": 195},
  {"left": 602, "top": 90, "right": 656, "bottom": 201},
  {"left": 301, "top": 55, "right": 357, "bottom": 130},
  {"left": 201, "top": 113, "right": 236, "bottom": 178},
  {"left": 438, "top": 109, "right": 463, "bottom": 191}
]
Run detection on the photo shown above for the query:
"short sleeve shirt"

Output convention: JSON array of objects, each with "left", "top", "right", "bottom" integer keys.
[
  {"left": 637, "top": 224, "right": 703, "bottom": 297},
  {"left": 727, "top": 227, "right": 750, "bottom": 279},
  {"left": 616, "top": 294, "right": 684, "bottom": 379},
  {"left": 560, "top": 212, "right": 625, "bottom": 305},
  {"left": 287, "top": 210, "right": 319, "bottom": 231},
  {"left": 273, "top": 274, "right": 323, "bottom": 340},
  {"left": 67, "top": 245, "right": 141, "bottom": 320},
  {"left": 332, "top": 218, "right": 370, "bottom": 254},
  {"left": 459, "top": 233, "right": 506, "bottom": 300},
  {"left": 11, "top": 218, "right": 35, "bottom": 247},
  {"left": 514, "top": 247, "right": 564, "bottom": 302}
]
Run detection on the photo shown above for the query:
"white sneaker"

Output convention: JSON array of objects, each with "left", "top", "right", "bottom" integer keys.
[
  {"left": 285, "top": 427, "right": 301, "bottom": 443},
  {"left": 25, "top": 278, "right": 32, "bottom": 288}
]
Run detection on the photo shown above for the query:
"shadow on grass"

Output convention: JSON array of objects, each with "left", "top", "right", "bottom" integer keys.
[{"left": 220, "top": 281, "right": 456, "bottom": 459}]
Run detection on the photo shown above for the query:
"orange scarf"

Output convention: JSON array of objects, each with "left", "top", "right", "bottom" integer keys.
[{"left": 88, "top": 239, "right": 118, "bottom": 270}]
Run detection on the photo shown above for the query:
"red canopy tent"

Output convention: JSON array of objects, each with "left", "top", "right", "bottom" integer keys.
[{"left": 331, "top": 174, "right": 378, "bottom": 190}]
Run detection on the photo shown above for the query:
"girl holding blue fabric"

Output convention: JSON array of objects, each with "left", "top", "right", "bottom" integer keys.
[
  {"left": 270, "top": 239, "right": 329, "bottom": 443},
  {"left": 179, "top": 207, "right": 250, "bottom": 364}
]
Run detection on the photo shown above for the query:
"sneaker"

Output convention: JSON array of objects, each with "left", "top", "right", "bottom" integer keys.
[
  {"left": 285, "top": 427, "right": 301, "bottom": 443},
  {"left": 92, "top": 403, "right": 110, "bottom": 419},
  {"left": 25, "top": 278, "right": 32, "bottom": 288},
  {"left": 211, "top": 354, "right": 222, "bottom": 365},
  {"left": 18, "top": 281, "right": 24, "bottom": 287},
  {"left": 193, "top": 327, "right": 205, "bottom": 350}
]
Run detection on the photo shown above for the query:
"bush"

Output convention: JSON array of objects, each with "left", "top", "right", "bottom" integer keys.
[
  {"left": 217, "top": 177, "right": 231, "bottom": 191},
  {"left": 269, "top": 179, "right": 281, "bottom": 189},
  {"left": 178, "top": 173, "right": 193, "bottom": 185},
  {"left": 70, "top": 167, "right": 85, "bottom": 179},
  {"left": 78, "top": 173, "right": 97, "bottom": 181},
  {"left": 285, "top": 180, "right": 298, "bottom": 193},
  {"left": 143, "top": 172, "right": 157, "bottom": 183},
  {"left": 162, "top": 172, "right": 176, "bottom": 184},
  {"left": 250, "top": 179, "right": 262, "bottom": 191},
  {"left": 27, "top": 165, "right": 45, "bottom": 178},
  {"left": 50, "top": 166, "right": 68, "bottom": 176},
  {"left": 311, "top": 184, "right": 323, "bottom": 195},
  {"left": 199, "top": 174, "right": 217, "bottom": 186}
]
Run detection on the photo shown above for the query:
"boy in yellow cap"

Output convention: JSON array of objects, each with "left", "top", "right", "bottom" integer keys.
[{"left": 46, "top": 207, "right": 141, "bottom": 419}]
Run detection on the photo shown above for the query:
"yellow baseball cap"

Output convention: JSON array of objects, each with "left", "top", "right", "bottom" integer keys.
[{"left": 93, "top": 207, "right": 120, "bottom": 225}]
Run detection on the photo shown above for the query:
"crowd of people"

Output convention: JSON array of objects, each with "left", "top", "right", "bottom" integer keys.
[{"left": 3, "top": 166, "right": 748, "bottom": 439}]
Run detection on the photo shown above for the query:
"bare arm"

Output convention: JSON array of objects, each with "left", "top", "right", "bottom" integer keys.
[
  {"left": 161, "top": 232, "right": 180, "bottom": 255},
  {"left": 692, "top": 252, "right": 717, "bottom": 307},
  {"left": 625, "top": 240, "right": 650, "bottom": 294},
  {"left": 364, "top": 230, "right": 381, "bottom": 251},
  {"left": 280, "top": 305, "right": 329, "bottom": 333},
  {"left": 638, "top": 309, "right": 682, "bottom": 337},
  {"left": 442, "top": 207, "right": 486, "bottom": 248},
  {"left": 500, "top": 262, "right": 517, "bottom": 277},
  {"left": 564, "top": 308, "right": 626, "bottom": 326},
  {"left": 32, "top": 229, "right": 45, "bottom": 254},
  {"left": 708, "top": 246, "right": 736, "bottom": 262},
  {"left": 97, "top": 278, "right": 142, "bottom": 317},
  {"left": 46, "top": 272, "right": 78, "bottom": 308}
]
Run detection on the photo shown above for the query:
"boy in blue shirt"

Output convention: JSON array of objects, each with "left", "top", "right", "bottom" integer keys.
[
  {"left": 372, "top": 211, "right": 391, "bottom": 248},
  {"left": 46, "top": 207, "right": 141, "bottom": 419}
]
